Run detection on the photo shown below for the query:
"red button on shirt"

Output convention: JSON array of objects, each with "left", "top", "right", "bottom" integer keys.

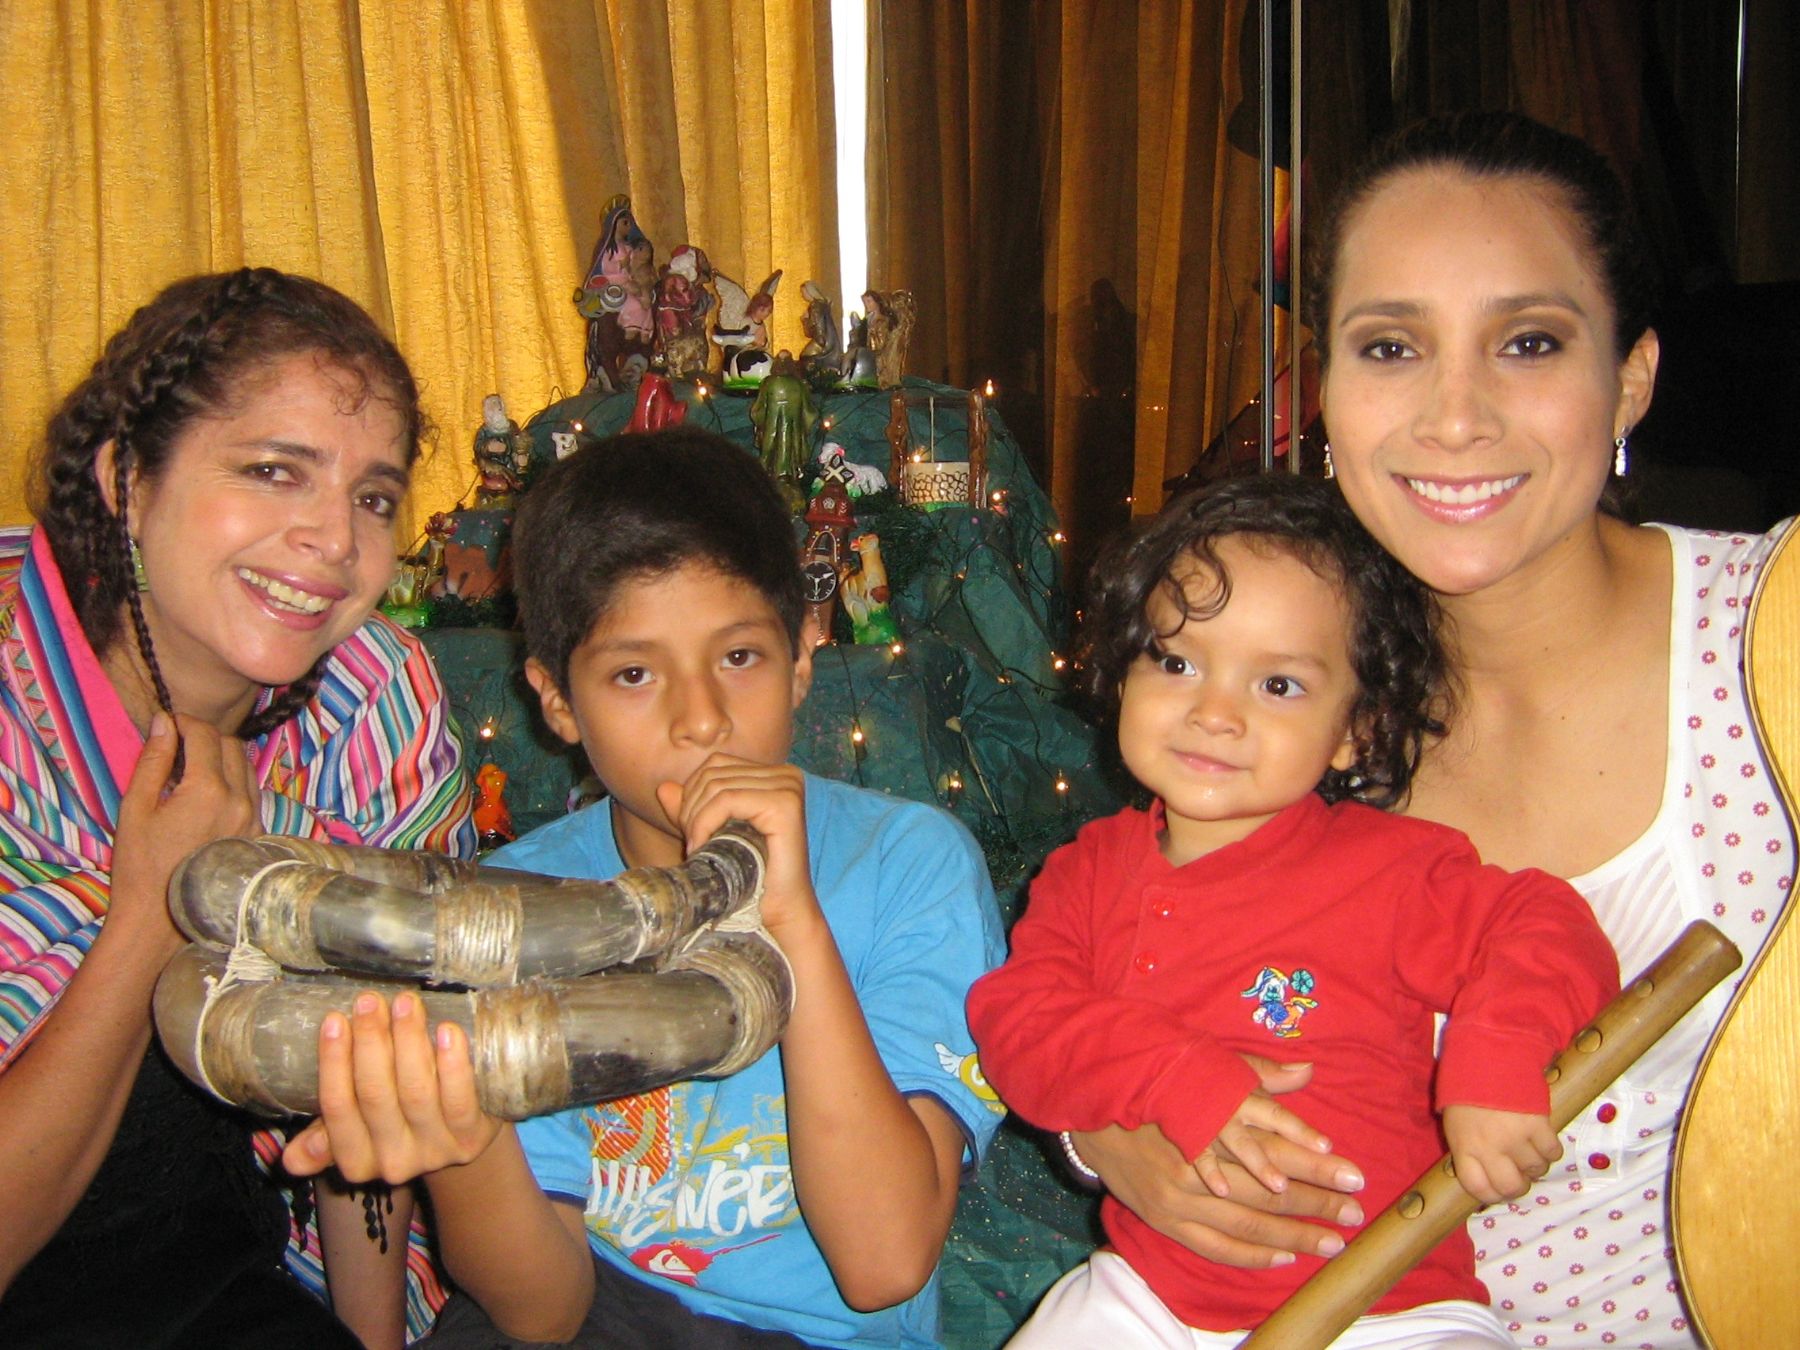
[
  {"left": 1153, "top": 901, "right": 1174, "bottom": 919},
  {"left": 1133, "top": 952, "right": 1157, "bottom": 974},
  {"left": 1587, "top": 1152, "right": 1612, "bottom": 1170},
  {"left": 1596, "top": 1102, "right": 1618, "bottom": 1124}
]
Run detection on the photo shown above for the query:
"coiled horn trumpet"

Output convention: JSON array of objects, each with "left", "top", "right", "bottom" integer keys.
[{"left": 153, "top": 821, "right": 790, "bottom": 1121}]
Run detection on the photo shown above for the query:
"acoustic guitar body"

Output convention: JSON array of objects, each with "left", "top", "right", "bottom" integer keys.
[{"left": 1672, "top": 519, "right": 1800, "bottom": 1348}]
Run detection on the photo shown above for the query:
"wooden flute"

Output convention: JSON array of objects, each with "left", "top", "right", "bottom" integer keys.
[{"left": 1239, "top": 920, "right": 1741, "bottom": 1350}]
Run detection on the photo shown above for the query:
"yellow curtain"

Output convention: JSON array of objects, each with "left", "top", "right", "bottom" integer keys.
[{"left": 0, "top": 0, "right": 837, "bottom": 533}]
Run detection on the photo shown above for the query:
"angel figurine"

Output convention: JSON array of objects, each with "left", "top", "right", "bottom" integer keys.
[
  {"left": 713, "top": 268, "right": 782, "bottom": 383},
  {"left": 863, "top": 289, "right": 916, "bottom": 389}
]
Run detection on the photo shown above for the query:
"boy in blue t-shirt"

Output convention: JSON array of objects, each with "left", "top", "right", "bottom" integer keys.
[{"left": 285, "top": 428, "right": 1004, "bottom": 1349}]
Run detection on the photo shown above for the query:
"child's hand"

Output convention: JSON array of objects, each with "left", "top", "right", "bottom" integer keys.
[
  {"left": 1192, "top": 1085, "right": 1334, "bottom": 1199},
  {"left": 656, "top": 754, "right": 818, "bottom": 941},
  {"left": 282, "top": 991, "right": 503, "bottom": 1185},
  {"left": 1442, "top": 1104, "right": 1561, "bottom": 1205}
]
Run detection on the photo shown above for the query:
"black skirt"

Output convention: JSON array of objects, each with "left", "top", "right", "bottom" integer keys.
[{"left": 0, "top": 1042, "right": 361, "bottom": 1349}]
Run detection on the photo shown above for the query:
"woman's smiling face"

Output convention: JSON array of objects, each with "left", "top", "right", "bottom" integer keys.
[
  {"left": 1320, "top": 168, "right": 1657, "bottom": 598},
  {"left": 123, "top": 351, "right": 410, "bottom": 724}
]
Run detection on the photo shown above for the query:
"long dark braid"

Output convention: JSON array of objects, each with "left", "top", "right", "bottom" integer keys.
[
  {"left": 30, "top": 266, "right": 426, "bottom": 760},
  {"left": 236, "top": 659, "right": 330, "bottom": 742},
  {"left": 114, "top": 448, "right": 185, "bottom": 779},
  {"left": 106, "top": 270, "right": 287, "bottom": 780}
]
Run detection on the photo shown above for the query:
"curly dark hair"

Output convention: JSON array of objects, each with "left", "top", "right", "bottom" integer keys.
[
  {"left": 513, "top": 427, "right": 805, "bottom": 694},
  {"left": 1077, "top": 474, "right": 1447, "bottom": 808},
  {"left": 28, "top": 267, "right": 425, "bottom": 748}
]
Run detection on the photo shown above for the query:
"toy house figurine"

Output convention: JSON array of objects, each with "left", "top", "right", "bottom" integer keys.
[{"left": 799, "top": 480, "right": 854, "bottom": 645}]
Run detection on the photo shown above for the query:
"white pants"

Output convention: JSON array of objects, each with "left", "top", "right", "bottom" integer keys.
[{"left": 1006, "top": 1252, "right": 1516, "bottom": 1349}]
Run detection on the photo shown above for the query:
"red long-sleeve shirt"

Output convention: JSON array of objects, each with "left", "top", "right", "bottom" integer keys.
[{"left": 967, "top": 793, "right": 1619, "bottom": 1332}]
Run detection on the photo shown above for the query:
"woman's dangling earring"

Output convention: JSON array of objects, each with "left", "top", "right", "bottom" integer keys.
[
  {"left": 1322, "top": 443, "right": 1335, "bottom": 480},
  {"left": 129, "top": 536, "right": 150, "bottom": 592},
  {"left": 1613, "top": 431, "right": 1630, "bottom": 478}
]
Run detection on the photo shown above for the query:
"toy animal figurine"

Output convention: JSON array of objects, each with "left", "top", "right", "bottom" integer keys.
[
  {"left": 713, "top": 268, "right": 782, "bottom": 383},
  {"left": 473, "top": 763, "right": 516, "bottom": 850},
  {"left": 799, "top": 280, "right": 844, "bottom": 382},
  {"left": 813, "top": 442, "right": 887, "bottom": 498},
  {"left": 841, "top": 532, "right": 900, "bottom": 646},
  {"left": 626, "top": 372, "right": 689, "bottom": 434},
  {"left": 656, "top": 245, "right": 715, "bottom": 378},
  {"left": 577, "top": 195, "right": 657, "bottom": 391},
  {"left": 749, "top": 359, "right": 818, "bottom": 509}
]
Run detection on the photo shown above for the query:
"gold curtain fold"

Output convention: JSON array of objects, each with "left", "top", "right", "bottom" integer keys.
[
  {"left": 867, "top": 0, "right": 1261, "bottom": 567},
  {"left": 657, "top": 0, "right": 841, "bottom": 357},
  {"left": 0, "top": 0, "right": 837, "bottom": 532}
]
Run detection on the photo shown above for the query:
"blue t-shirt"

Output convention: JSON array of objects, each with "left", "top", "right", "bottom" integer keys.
[{"left": 492, "top": 772, "right": 1006, "bottom": 1349}]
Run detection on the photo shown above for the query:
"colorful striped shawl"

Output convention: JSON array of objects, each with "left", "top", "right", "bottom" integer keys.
[{"left": 0, "top": 524, "right": 476, "bottom": 1337}]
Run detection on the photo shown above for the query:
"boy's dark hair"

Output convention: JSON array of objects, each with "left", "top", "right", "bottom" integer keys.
[
  {"left": 513, "top": 427, "right": 805, "bottom": 691},
  {"left": 1078, "top": 474, "right": 1447, "bottom": 808}
]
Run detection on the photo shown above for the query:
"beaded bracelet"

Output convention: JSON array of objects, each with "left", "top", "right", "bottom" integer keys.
[{"left": 1058, "top": 1130, "right": 1104, "bottom": 1189}]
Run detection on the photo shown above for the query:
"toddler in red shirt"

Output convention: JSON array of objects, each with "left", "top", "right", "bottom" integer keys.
[{"left": 967, "top": 475, "right": 1618, "bottom": 1347}]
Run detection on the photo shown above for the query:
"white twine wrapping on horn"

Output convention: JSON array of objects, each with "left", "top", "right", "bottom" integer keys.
[
  {"left": 191, "top": 857, "right": 291, "bottom": 1103},
  {"left": 155, "top": 821, "right": 793, "bottom": 1118}
]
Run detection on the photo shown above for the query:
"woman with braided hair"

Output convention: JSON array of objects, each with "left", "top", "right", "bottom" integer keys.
[{"left": 0, "top": 268, "right": 474, "bottom": 1347}]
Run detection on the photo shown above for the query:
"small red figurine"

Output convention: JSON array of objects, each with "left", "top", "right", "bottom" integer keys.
[
  {"left": 473, "top": 763, "right": 515, "bottom": 851},
  {"left": 626, "top": 372, "right": 689, "bottom": 434}
]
